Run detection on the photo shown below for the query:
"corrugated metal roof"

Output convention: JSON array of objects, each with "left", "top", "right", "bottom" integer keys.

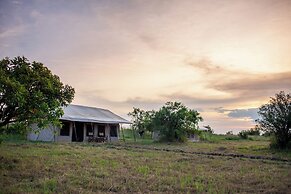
[{"left": 60, "top": 104, "right": 131, "bottom": 124}]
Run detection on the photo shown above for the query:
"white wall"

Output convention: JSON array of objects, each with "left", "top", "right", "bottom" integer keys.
[
  {"left": 28, "top": 122, "right": 121, "bottom": 143},
  {"left": 27, "top": 124, "right": 57, "bottom": 142}
]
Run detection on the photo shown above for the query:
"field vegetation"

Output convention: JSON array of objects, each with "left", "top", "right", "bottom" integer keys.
[
  {"left": 1, "top": 133, "right": 290, "bottom": 193},
  {"left": 121, "top": 129, "right": 291, "bottom": 160}
]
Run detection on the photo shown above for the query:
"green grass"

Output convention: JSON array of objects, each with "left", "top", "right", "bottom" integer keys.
[
  {"left": 1, "top": 140, "right": 291, "bottom": 193},
  {"left": 0, "top": 133, "right": 26, "bottom": 143},
  {"left": 120, "top": 128, "right": 154, "bottom": 144},
  {"left": 118, "top": 131, "right": 291, "bottom": 160}
]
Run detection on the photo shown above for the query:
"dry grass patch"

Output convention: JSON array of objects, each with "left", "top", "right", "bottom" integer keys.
[{"left": 0, "top": 142, "right": 291, "bottom": 193}]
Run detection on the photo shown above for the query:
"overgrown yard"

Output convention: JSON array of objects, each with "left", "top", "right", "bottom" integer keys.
[{"left": 1, "top": 140, "right": 291, "bottom": 193}]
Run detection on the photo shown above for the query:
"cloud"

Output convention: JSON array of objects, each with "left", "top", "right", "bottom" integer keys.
[
  {"left": 186, "top": 58, "right": 224, "bottom": 74},
  {"left": 77, "top": 90, "right": 164, "bottom": 112},
  {"left": 211, "top": 71, "right": 291, "bottom": 104},
  {"left": 0, "top": 25, "right": 25, "bottom": 39},
  {"left": 1, "top": 0, "right": 291, "bottom": 133},
  {"left": 213, "top": 72, "right": 291, "bottom": 92},
  {"left": 30, "top": 10, "right": 42, "bottom": 19},
  {"left": 11, "top": 1, "right": 22, "bottom": 5},
  {"left": 160, "top": 93, "right": 239, "bottom": 112},
  {"left": 215, "top": 107, "right": 259, "bottom": 120},
  {"left": 138, "top": 34, "right": 160, "bottom": 50},
  {"left": 124, "top": 97, "right": 164, "bottom": 110},
  {"left": 186, "top": 58, "right": 291, "bottom": 103},
  {"left": 228, "top": 108, "right": 258, "bottom": 120}
]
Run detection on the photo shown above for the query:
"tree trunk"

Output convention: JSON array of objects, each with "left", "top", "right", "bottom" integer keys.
[
  {"left": 276, "top": 128, "right": 291, "bottom": 149},
  {"left": 133, "top": 128, "right": 136, "bottom": 142}
]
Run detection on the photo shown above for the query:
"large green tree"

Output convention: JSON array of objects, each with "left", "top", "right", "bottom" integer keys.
[
  {"left": 152, "top": 102, "right": 203, "bottom": 142},
  {"left": 0, "top": 56, "right": 75, "bottom": 129},
  {"left": 256, "top": 91, "right": 291, "bottom": 149}
]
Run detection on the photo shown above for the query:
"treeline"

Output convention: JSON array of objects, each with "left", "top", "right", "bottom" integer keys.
[{"left": 128, "top": 102, "right": 203, "bottom": 142}]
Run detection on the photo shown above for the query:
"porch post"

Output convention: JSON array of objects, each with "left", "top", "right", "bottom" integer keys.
[
  {"left": 83, "top": 123, "right": 86, "bottom": 142},
  {"left": 94, "top": 124, "right": 98, "bottom": 138},
  {"left": 121, "top": 124, "right": 125, "bottom": 142},
  {"left": 69, "top": 122, "right": 73, "bottom": 142}
]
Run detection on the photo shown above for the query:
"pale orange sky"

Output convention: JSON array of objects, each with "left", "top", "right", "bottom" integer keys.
[{"left": 1, "top": 0, "right": 291, "bottom": 133}]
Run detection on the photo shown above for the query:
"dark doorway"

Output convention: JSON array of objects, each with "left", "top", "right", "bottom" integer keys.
[
  {"left": 98, "top": 125, "right": 105, "bottom": 137},
  {"left": 72, "top": 122, "right": 84, "bottom": 142},
  {"left": 110, "top": 125, "right": 118, "bottom": 137},
  {"left": 60, "top": 121, "right": 70, "bottom": 136}
]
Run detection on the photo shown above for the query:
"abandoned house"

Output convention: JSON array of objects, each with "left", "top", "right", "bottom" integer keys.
[{"left": 27, "top": 104, "right": 131, "bottom": 142}]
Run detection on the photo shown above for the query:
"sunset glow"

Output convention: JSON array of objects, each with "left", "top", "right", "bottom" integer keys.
[{"left": 1, "top": 0, "right": 291, "bottom": 133}]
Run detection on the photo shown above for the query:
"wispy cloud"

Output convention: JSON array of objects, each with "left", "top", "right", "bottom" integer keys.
[
  {"left": 186, "top": 58, "right": 226, "bottom": 74},
  {"left": 213, "top": 72, "right": 291, "bottom": 92},
  {"left": 0, "top": 25, "right": 25, "bottom": 39},
  {"left": 186, "top": 58, "right": 291, "bottom": 102}
]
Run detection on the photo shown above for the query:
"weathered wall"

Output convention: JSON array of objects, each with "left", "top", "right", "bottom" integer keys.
[
  {"left": 27, "top": 124, "right": 57, "bottom": 142},
  {"left": 28, "top": 122, "right": 121, "bottom": 143}
]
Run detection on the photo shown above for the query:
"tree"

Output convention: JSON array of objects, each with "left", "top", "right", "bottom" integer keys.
[
  {"left": 248, "top": 125, "right": 261, "bottom": 136},
  {"left": 128, "top": 107, "right": 154, "bottom": 139},
  {"left": 203, "top": 125, "right": 214, "bottom": 134},
  {"left": 226, "top": 131, "right": 233, "bottom": 135},
  {"left": 152, "top": 102, "right": 203, "bottom": 142},
  {"left": 256, "top": 91, "right": 291, "bottom": 149},
  {"left": 238, "top": 130, "right": 248, "bottom": 139},
  {"left": 0, "top": 56, "right": 75, "bottom": 130},
  {"left": 238, "top": 125, "right": 261, "bottom": 139}
]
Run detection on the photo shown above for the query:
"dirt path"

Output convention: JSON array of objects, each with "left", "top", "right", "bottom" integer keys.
[{"left": 98, "top": 144, "right": 291, "bottom": 163}]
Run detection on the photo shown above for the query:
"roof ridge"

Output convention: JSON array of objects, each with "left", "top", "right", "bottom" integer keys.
[{"left": 69, "top": 104, "right": 110, "bottom": 111}]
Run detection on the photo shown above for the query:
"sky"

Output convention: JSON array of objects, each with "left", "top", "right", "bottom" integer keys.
[{"left": 1, "top": 0, "right": 291, "bottom": 133}]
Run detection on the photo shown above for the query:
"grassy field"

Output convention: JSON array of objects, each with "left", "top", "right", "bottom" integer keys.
[
  {"left": 1, "top": 135, "right": 291, "bottom": 193},
  {"left": 121, "top": 130, "right": 291, "bottom": 160}
]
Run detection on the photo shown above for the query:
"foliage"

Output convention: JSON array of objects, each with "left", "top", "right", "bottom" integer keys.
[
  {"left": 128, "top": 108, "right": 154, "bottom": 138},
  {"left": 151, "top": 102, "right": 203, "bottom": 142},
  {"left": 238, "top": 130, "right": 248, "bottom": 139},
  {"left": 226, "top": 131, "right": 233, "bottom": 135},
  {"left": 0, "top": 56, "right": 75, "bottom": 130},
  {"left": 128, "top": 102, "right": 203, "bottom": 142},
  {"left": 121, "top": 127, "right": 154, "bottom": 144},
  {"left": 0, "top": 133, "right": 26, "bottom": 144},
  {"left": 203, "top": 125, "right": 214, "bottom": 134},
  {"left": 238, "top": 126, "right": 261, "bottom": 140},
  {"left": 0, "top": 122, "right": 29, "bottom": 135},
  {"left": 256, "top": 91, "right": 291, "bottom": 149},
  {"left": 224, "top": 135, "right": 241, "bottom": 141},
  {"left": 248, "top": 125, "right": 261, "bottom": 135},
  {"left": 198, "top": 132, "right": 222, "bottom": 142},
  {"left": 262, "top": 131, "right": 272, "bottom": 137}
]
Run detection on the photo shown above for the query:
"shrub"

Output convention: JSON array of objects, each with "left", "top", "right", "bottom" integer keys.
[
  {"left": 226, "top": 131, "right": 233, "bottom": 135},
  {"left": 238, "top": 130, "right": 248, "bottom": 139},
  {"left": 225, "top": 135, "right": 241, "bottom": 140},
  {"left": 248, "top": 125, "right": 261, "bottom": 135},
  {"left": 203, "top": 125, "right": 214, "bottom": 134}
]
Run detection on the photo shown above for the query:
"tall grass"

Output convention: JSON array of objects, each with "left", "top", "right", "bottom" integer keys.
[
  {"left": 121, "top": 128, "right": 154, "bottom": 144},
  {"left": 0, "top": 133, "right": 26, "bottom": 144},
  {"left": 1, "top": 142, "right": 290, "bottom": 193}
]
